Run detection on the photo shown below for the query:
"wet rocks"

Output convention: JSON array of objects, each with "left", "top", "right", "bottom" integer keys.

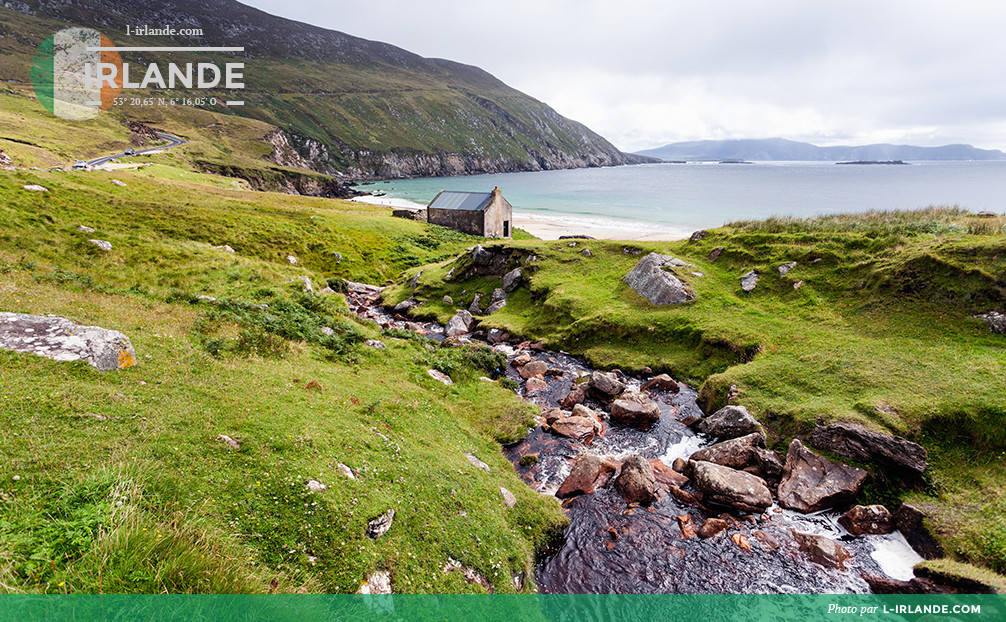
[
  {"left": 640, "top": 373, "right": 679, "bottom": 393},
  {"left": 839, "top": 504, "right": 894, "bottom": 536},
  {"left": 777, "top": 439, "right": 869, "bottom": 513},
  {"left": 695, "top": 405, "right": 760, "bottom": 440},
  {"left": 394, "top": 297, "right": 420, "bottom": 313},
  {"left": 366, "top": 509, "right": 395, "bottom": 539},
  {"left": 647, "top": 458, "right": 689, "bottom": 487},
  {"left": 688, "top": 432, "right": 765, "bottom": 469},
  {"left": 793, "top": 531, "right": 851, "bottom": 570},
  {"left": 808, "top": 422, "right": 928, "bottom": 475},
  {"left": 0, "top": 312, "right": 137, "bottom": 371},
  {"left": 519, "top": 360, "right": 548, "bottom": 379},
  {"left": 740, "top": 270, "right": 759, "bottom": 292},
  {"left": 698, "top": 517, "right": 729, "bottom": 539},
  {"left": 975, "top": 311, "right": 1006, "bottom": 334},
  {"left": 622, "top": 253, "right": 695, "bottom": 305},
  {"left": 690, "top": 460, "right": 773, "bottom": 512},
  {"left": 556, "top": 454, "right": 617, "bottom": 499},
  {"left": 588, "top": 371, "right": 625, "bottom": 398},
  {"left": 677, "top": 514, "right": 698, "bottom": 538},
  {"left": 752, "top": 447, "right": 785, "bottom": 478},
  {"left": 550, "top": 414, "right": 598, "bottom": 445},
  {"left": 502, "top": 268, "right": 522, "bottom": 292},
  {"left": 444, "top": 310, "right": 474, "bottom": 336},
  {"left": 610, "top": 398, "right": 660, "bottom": 429},
  {"left": 614, "top": 455, "right": 657, "bottom": 506},
  {"left": 559, "top": 385, "right": 587, "bottom": 409},
  {"left": 524, "top": 378, "right": 548, "bottom": 395}
]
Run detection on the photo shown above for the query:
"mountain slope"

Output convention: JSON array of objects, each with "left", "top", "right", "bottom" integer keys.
[
  {"left": 637, "top": 138, "right": 1006, "bottom": 162},
  {"left": 1, "top": 0, "right": 647, "bottom": 178}
]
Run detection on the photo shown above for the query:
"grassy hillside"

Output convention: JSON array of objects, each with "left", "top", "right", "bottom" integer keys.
[
  {"left": 0, "top": 167, "right": 567, "bottom": 593},
  {"left": 384, "top": 208, "right": 1006, "bottom": 576},
  {"left": 0, "top": 1, "right": 638, "bottom": 177}
]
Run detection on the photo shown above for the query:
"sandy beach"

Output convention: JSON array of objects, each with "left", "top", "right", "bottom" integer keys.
[{"left": 350, "top": 195, "right": 690, "bottom": 241}]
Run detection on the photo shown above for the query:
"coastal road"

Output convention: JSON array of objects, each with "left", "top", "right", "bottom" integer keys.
[{"left": 84, "top": 132, "right": 188, "bottom": 167}]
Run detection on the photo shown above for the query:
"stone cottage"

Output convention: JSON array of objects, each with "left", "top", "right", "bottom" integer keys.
[{"left": 426, "top": 187, "right": 512, "bottom": 238}]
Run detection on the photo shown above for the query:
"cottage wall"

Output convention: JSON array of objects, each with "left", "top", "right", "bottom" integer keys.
[
  {"left": 427, "top": 208, "right": 485, "bottom": 236},
  {"left": 482, "top": 190, "right": 513, "bottom": 238}
]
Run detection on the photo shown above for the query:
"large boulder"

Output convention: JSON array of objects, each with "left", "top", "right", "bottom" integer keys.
[
  {"left": 752, "top": 447, "right": 785, "bottom": 478},
  {"left": 695, "top": 405, "right": 761, "bottom": 440},
  {"left": 444, "top": 310, "right": 474, "bottom": 337},
  {"left": 556, "top": 454, "right": 617, "bottom": 499},
  {"left": 808, "top": 422, "right": 928, "bottom": 475},
  {"left": 610, "top": 398, "right": 661, "bottom": 429},
  {"left": 777, "top": 439, "right": 869, "bottom": 513},
  {"left": 0, "top": 312, "right": 137, "bottom": 371},
  {"left": 688, "top": 432, "right": 765, "bottom": 469},
  {"left": 614, "top": 455, "right": 657, "bottom": 505},
  {"left": 690, "top": 460, "right": 773, "bottom": 512},
  {"left": 622, "top": 253, "right": 694, "bottom": 305},
  {"left": 588, "top": 371, "right": 625, "bottom": 398},
  {"left": 839, "top": 504, "right": 895, "bottom": 536},
  {"left": 519, "top": 360, "right": 549, "bottom": 379}
]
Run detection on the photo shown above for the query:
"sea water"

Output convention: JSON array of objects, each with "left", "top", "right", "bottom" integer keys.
[{"left": 358, "top": 161, "right": 1006, "bottom": 232}]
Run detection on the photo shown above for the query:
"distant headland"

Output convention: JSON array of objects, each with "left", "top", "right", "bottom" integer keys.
[{"left": 635, "top": 137, "right": 1006, "bottom": 162}]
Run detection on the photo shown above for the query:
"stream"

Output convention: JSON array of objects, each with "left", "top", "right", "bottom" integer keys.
[{"left": 345, "top": 282, "right": 923, "bottom": 594}]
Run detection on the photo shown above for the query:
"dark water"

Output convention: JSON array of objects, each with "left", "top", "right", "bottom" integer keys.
[{"left": 348, "top": 286, "right": 922, "bottom": 594}]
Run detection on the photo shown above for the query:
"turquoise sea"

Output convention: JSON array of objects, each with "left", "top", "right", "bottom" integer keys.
[{"left": 358, "top": 161, "right": 1006, "bottom": 233}]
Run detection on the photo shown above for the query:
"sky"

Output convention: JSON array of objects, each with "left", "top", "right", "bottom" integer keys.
[{"left": 241, "top": 0, "right": 1006, "bottom": 153}]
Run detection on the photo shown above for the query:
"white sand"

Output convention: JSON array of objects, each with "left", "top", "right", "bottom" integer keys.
[{"left": 350, "top": 194, "right": 692, "bottom": 241}]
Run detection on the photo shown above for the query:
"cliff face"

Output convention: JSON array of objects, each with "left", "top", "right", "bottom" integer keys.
[{"left": 13, "top": 0, "right": 649, "bottom": 179}]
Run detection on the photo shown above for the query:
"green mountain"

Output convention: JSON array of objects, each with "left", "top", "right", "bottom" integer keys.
[{"left": 1, "top": 0, "right": 647, "bottom": 178}]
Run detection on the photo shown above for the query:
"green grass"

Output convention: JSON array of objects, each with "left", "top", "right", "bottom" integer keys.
[
  {"left": 0, "top": 168, "right": 566, "bottom": 593},
  {"left": 385, "top": 206, "right": 1006, "bottom": 579}
]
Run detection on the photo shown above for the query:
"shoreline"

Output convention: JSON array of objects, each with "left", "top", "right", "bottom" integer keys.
[{"left": 349, "top": 195, "right": 691, "bottom": 241}]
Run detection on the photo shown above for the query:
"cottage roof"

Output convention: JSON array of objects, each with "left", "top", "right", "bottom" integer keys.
[{"left": 428, "top": 191, "right": 493, "bottom": 212}]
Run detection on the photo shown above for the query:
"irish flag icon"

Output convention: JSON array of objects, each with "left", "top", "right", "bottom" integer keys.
[{"left": 30, "top": 27, "right": 122, "bottom": 120}]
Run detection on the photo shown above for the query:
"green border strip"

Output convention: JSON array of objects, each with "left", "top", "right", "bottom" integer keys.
[{"left": 1, "top": 594, "right": 1004, "bottom": 622}]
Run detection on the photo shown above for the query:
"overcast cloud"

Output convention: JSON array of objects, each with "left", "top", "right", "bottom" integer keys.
[{"left": 241, "top": 0, "right": 1006, "bottom": 152}]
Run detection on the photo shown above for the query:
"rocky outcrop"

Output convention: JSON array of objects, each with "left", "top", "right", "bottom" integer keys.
[
  {"left": 839, "top": 505, "right": 894, "bottom": 535},
  {"left": 610, "top": 398, "right": 661, "bottom": 429},
  {"left": 0, "top": 312, "right": 137, "bottom": 371},
  {"left": 695, "top": 405, "right": 761, "bottom": 440},
  {"left": 777, "top": 439, "right": 869, "bottom": 513},
  {"left": 623, "top": 253, "right": 694, "bottom": 305},
  {"left": 975, "top": 311, "right": 1006, "bottom": 334},
  {"left": 614, "top": 455, "right": 657, "bottom": 505},
  {"left": 690, "top": 460, "right": 773, "bottom": 512},
  {"left": 549, "top": 413, "right": 599, "bottom": 445},
  {"left": 556, "top": 454, "right": 617, "bottom": 499},
  {"left": 808, "top": 422, "right": 928, "bottom": 475},
  {"left": 689, "top": 432, "right": 765, "bottom": 469}
]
